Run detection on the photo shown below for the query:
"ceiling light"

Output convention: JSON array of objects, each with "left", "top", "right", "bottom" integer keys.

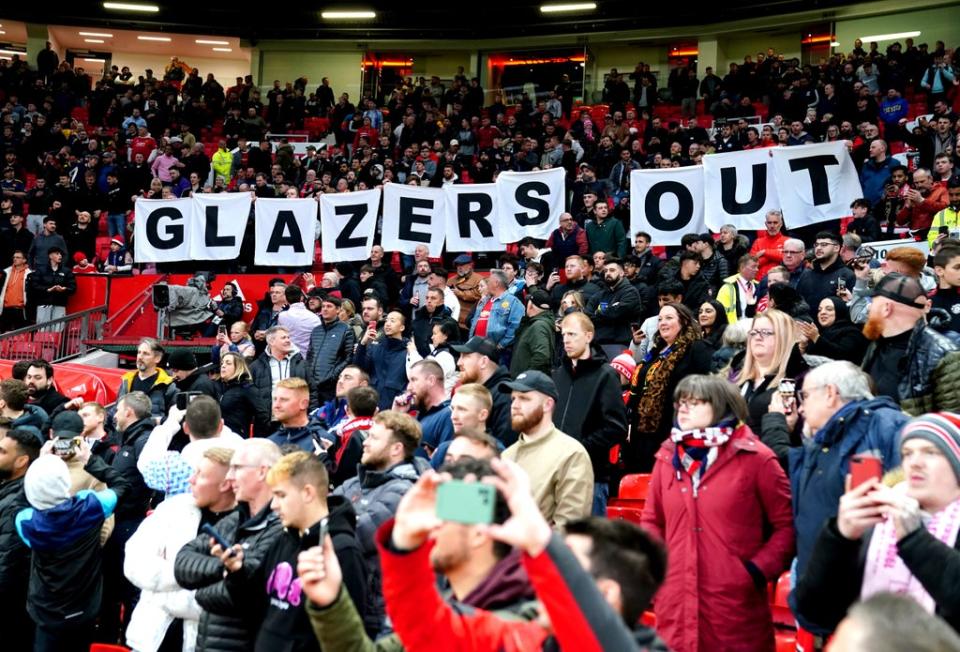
[
  {"left": 103, "top": 2, "right": 160, "bottom": 12},
  {"left": 830, "top": 41, "right": 839, "bottom": 47},
  {"left": 0, "top": 31, "right": 5, "bottom": 35},
  {"left": 84, "top": 58, "right": 105, "bottom": 63},
  {"left": 858, "top": 31, "right": 921, "bottom": 42},
  {"left": 138, "top": 35, "right": 171, "bottom": 42},
  {"left": 196, "top": 39, "right": 229, "bottom": 45},
  {"left": 0, "top": 49, "right": 25, "bottom": 56},
  {"left": 79, "top": 31, "right": 113, "bottom": 37},
  {"left": 212, "top": 48, "right": 233, "bottom": 52},
  {"left": 321, "top": 10, "right": 376, "bottom": 19},
  {"left": 85, "top": 39, "right": 105, "bottom": 44},
  {"left": 540, "top": 2, "right": 597, "bottom": 12}
]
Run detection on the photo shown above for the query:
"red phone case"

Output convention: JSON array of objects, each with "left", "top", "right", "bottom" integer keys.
[{"left": 850, "top": 455, "right": 882, "bottom": 488}]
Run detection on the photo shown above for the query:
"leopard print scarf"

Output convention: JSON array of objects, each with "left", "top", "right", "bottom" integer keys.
[{"left": 632, "top": 327, "right": 699, "bottom": 433}]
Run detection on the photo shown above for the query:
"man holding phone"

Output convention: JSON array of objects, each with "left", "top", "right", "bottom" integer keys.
[
  {"left": 762, "top": 361, "right": 908, "bottom": 634},
  {"left": 213, "top": 451, "right": 368, "bottom": 652}
]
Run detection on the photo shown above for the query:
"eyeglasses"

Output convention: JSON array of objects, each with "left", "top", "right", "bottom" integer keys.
[
  {"left": 675, "top": 397, "right": 708, "bottom": 409},
  {"left": 748, "top": 329, "right": 776, "bottom": 339}
]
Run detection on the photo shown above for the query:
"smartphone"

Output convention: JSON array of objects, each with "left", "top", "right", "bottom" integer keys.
[
  {"left": 200, "top": 523, "right": 233, "bottom": 550},
  {"left": 218, "top": 323, "right": 228, "bottom": 335},
  {"left": 850, "top": 454, "right": 883, "bottom": 489},
  {"left": 53, "top": 436, "right": 80, "bottom": 458},
  {"left": 837, "top": 278, "right": 846, "bottom": 292},
  {"left": 436, "top": 480, "right": 496, "bottom": 525},
  {"left": 940, "top": 226, "right": 951, "bottom": 235},
  {"left": 175, "top": 391, "right": 203, "bottom": 411},
  {"left": 630, "top": 322, "right": 641, "bottom": 331},
  {"left": 778, "top": 379, "right": 796, "bottom": 413}
]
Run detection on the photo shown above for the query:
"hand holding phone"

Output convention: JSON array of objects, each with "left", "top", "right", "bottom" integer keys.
[
  {"left": 201, "top": 523, "right": 233, "bottom": 552},
  {"left": 436, "top": 480, "right": 496, "bottom": 525},
  {"left": 849, "top": 454, "right": 883, "bottom": 489}
]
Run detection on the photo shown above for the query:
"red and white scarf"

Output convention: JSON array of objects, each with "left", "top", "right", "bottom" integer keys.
[
  {"left": 669, "top": 425, "right": 734, "bottom": 492},
  {"left": 861, "top": 486, "right": 960, "bottom": 613}
]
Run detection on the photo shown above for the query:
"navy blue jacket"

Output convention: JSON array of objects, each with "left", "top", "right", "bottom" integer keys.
[{"left": 355, "top": 337, "right": 410, "bottom": 411}]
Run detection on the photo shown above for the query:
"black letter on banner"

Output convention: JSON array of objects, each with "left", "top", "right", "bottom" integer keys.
[
  {"left": 788, "top": 155, "right": 839, "bottom": 205},
  {"left": 267, "top": 210, "right": 306, "bottom": 253},
  {"left": 146, "top": 207, "right": 184, "bottom": 250},
  {"left": 720, "top": 165, "right": 767, "bottom": 215},
  {"left": 513, "top": 182, "right": 550, "bottom": 225},
  {"left": 204, "top": 205, "right": 235, "bottom": 248},
  {"left": 644, "top": 182, "right": 693, "bottom": 231},
  {"left": 398, "top": 197, "right": 433, "bottom": 244},
  {"left": 334, "top": 204, "right": 368, "bottom": 249},
  {"left": 456, "top": 193, "right": 494, "bottom": 238}
]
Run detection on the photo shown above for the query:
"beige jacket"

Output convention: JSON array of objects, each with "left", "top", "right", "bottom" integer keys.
[{"left": 503, "top": 426, "right": 594, "bottom": 527}]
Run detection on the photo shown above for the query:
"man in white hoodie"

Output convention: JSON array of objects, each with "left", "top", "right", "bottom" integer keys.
[
  {"left": 137, "top": 396, "right": 244, "bottom": 496},
  {"left": 124, "top": 446, "right": 238, "bottom": 652}
]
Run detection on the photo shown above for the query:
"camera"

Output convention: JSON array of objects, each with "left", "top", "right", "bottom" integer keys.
[{"left": 175, "top": 391, "right": 203, "bottom": 411}]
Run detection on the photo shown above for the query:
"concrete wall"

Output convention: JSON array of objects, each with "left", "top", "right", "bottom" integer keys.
[
  {"left": 259, "top": 50, "right": 363, "bottom": 99},
  {"left": 834, "top": 5, "right": 960, "bottom": 53},
  {"left": 718, "top": 33, "right": 802, "bottom": 70},
  {"left": 110, "top": 51, "right": 250, "bottom": 83}
]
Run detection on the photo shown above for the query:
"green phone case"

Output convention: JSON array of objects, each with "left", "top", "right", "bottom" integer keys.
[{"left": 436, "top": 480, "right": 496, "bottom": 525}]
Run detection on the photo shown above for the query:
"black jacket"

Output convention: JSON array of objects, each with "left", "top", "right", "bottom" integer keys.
[
  {"left": 584, "top": 278, "right": 643, "bottom": 345},
  {"left": 306, "top": 319, "right": 356, "bottom": 409},
  {"left": 249, "top": 351, "right": 307, "bottom": 434},
  {"left": 484, "top": 366, "right": 520, "bottom": 447},
  {"left": 175, "top": 504, "right": 284, "bottom": 652},
  {"left": 28, "top": 263, "right": 76, "bottom": 307},
  {"left": 411, "top": 305, "right": 453, "bottom": 358},
  {"left": 29, "top": 387, "right": 69, "bottom": 418},
  {"left": 796, "top": 517, "right": 960, "bottom": 635},
  {"left": 806, "top": 298, "right": 868, "bottom": 364},
  {"left": 219, "top": 379, "right": 270, "bottom": 439},
  {"left": 225, "top": 496, "right": 368, "bottom": 652},
  {"left": 0, "top": 475, "right": 30, "bottom": 608},
  {"left": 552, "top": 350, "right": 628, "bottom": 481},
  {"left": 548, "top": 277, "right": 601, "bottom": 309},
  {"left": 795, "top": 258, "right": 855, "bottom": 315},
  {"left": 112, "top": 417, "right": 154, "bottom": 522},
  {"left": 175, "top": 370, "right": 222, "bottom": 400},
  {"left": 633, "top": 249, "right": 663, "bottom": 286}
]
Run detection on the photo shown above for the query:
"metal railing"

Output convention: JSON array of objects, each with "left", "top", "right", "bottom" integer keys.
[{"left": 0, "top": 305, "right": 109, "bottom": 362}]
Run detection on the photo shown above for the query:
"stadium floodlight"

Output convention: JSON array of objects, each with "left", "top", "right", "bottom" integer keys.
[
  {"left": 321, "top": 10, "right": 377, "bottom": 19},
  {"left": 103, "top": 2, "right": 160, "bottom": 12},
  {"left": 858, "top": 31, "right": 921, "bottom": 42},
  {"left": 541, "top": 2, "right": 597, "bottom": 13}
]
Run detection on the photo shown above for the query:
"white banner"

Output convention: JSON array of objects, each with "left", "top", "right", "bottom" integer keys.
[
  {"left": 134, "top": 198, "right": 194, "bottom": 263},
  {"left": 862, "top": 238, "right": 931, "bottom": 261},
  {"left": 254, "top": 198, "right": 317, "bottom": 267},
  {"left": 381, "top": 184, "right": 446, "bottom": 257},
  {"left": 496, "top": 167, "right": 564, "bottom": 243},
  {"left": 770, "top": 142, "right": 862, "bottom": 228},
  {"left": 629, "top": 167, "right": 706, "bottom": 246},
  {"left": 703, "top": 147, "right": 781, "bottom": 231},
  {"left": 320, "top": 188, "right": 381, "bottom": 263},
  {"left": 443, "top": 183, "right": 502, "bottom": 252},
  {"left": 190, "top": 192, "right": 251, "bottom": 261}
]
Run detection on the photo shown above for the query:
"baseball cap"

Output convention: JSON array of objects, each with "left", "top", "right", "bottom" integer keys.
[
  {"left": 526, "top": 289, "right": 551, "bottom": 310},
  {"left": 452, "top": 336, "right": 499, "bottom": 362},
  {"left": 51, "top": 411, "right": 84, "bottom": 438},
  {"left": 871, "top": 272, "right": 928, "bottom": 308},
  {"left": 498, "top": 370, "right": 559, "bottom": 402}
]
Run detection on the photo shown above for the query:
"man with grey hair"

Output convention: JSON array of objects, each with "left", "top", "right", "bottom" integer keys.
[
  {"left": 101, "top": 390, "right": 157, "bottom": 639},
  {"left": 467, "top": 270, "right": 524, "bottom": 365},
  {"left": 829, "top": 592, "right": 960, "bottom": 652},
  {"left": 117, "top": 337, "right": 177, "bottom": 417},
  {"left": 249, "top": 325, "right": 307, "bottom": 436},
  {"left": 761, "top": 360, "right": 909, "bottom": 628}
]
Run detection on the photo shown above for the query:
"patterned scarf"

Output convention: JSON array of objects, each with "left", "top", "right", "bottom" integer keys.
[
  {"left": 632, "top": 326, "right": 698, "bottom": 433},
  {"left": 861, "top": 487, "right": 960, "bottom": 613},
  {"left": 670, "top": 419, "right": 736, "bottom": 492}
]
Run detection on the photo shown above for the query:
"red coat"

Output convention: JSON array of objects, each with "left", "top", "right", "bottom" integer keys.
[
  {"left": 749, "top": 232, "right": 788, "bottom": 279},
  {"left": 641, "top": 425, "right": 795, "bottom": 652}
]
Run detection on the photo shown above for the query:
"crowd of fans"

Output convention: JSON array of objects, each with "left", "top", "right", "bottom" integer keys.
[{"left": 3, "top": 33, "right": 960, "bottom": 652}]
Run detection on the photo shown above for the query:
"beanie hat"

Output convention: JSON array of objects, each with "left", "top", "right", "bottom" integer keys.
[
  {"left": 24, "top": 455, "right": 72, "bottom": 510},
  {"left": 610, "top": 351, "right": 637, "bottom": 380},
  {"left": 73, "top": 251, "right": 87, "bottom": 264},
  {"left": 167, "top": 348, "right": 198, "bottom": 370},
  {"left": 900, "top": 412, "right": 960, "bottom": 482},
  {"left": 110, "top": 237, "right": 124, "bottom": 247}
]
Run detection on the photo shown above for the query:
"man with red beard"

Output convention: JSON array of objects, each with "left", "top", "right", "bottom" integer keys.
[{"left": 860, "top": 273, "right": 960, "bottom": 415}]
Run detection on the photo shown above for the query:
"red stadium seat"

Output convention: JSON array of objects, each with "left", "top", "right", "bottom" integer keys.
[
  {"left": 772, "top": 571, "right": 794, "bottom": 627},
  {"left": 774, "top": 629, "right": 797, "bottom": 652},
  {"left": 91, "top": 645, "right": 131, "bottom": 652},
  {"left": 606, "top": 502, "right": 644, "bottom": 524},
  {"left": 619, "top": 473, "right": 651, "bottom": 500}
]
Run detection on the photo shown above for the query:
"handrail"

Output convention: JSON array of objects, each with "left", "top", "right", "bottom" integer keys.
[{"left": 0, "top": 305, "right": 109, "bottom": 362}]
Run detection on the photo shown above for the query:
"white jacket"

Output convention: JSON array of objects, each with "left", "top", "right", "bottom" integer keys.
[{"left": 124, "top": 493, "right": 205, "bottom": 652}]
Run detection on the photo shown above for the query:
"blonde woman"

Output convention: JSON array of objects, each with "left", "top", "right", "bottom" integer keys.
[
  {"left": 219, "top": 352, "right": 269, "bottom": 437},
  {"left": 338, "top": 298, "right": 364, "bottom": 341},
  {"left": 212, "top": 320, "right": 256, "bottom": 366},
  {"left": 727, "top": 308, "right": 809, "bottom": 432}
]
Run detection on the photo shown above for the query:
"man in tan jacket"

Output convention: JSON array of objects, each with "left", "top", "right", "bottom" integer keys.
[
  {"left": 447, "top": 254, "right": 483, "bottom": 333},
  {"left": 500, "top": 370, "right": 593, "bottom": 526}
]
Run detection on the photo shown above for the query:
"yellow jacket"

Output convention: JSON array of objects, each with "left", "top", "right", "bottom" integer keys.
[
  {"left": 928, "top": 206, "right": 960, "bottom": 247},
  {"left": 716, "top": 273, "right": 758, "bottom": 324},
  {"left": 211, "top": 148, "right": 233, "bottom": 183}
]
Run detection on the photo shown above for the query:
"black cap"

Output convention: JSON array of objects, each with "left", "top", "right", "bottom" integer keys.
[
  {"left": 871, "top": 272, "right": 928, "bottom": 308},
  {"left": 498, "top": 370, "right": 559, "bottom": 402},
  {"left": 167, "top": 349, "right": 198, "bottom": 370},
  {"left": 526, "top": 289, "right": 551, "bottom": 310},
  {"left": 47, "top": 245, "right": 65, "bottom": 256},
  {"left": 451, "top": 336, "right": 499, "bottom": 362},
  {"left": 51, "top": 411, "right": 83, "bottom": 438}
]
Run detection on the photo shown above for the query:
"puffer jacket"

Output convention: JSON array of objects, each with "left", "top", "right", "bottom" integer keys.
[
  {"left": 583, "top": 277, "right": 643, "bottom": 345},
  {"left": 124, "top": 493, "right": 210, "bottom": 652},
  {"left": 118, "top": 368, "right": 177, "bottom": 417},
  {"left": 510, "top": 310, "right": 557, "bottom": 376},
  {"left": 306, "top": 319, "right": 356, "bottom": 410},
  {"left": 332, "top": 458, "right": 431, "bottom": 636},
  {"left": 0, "top": 476, "right": 30, "bottom": 624},
  {"left": 11, "top": 403, "right": 49, "bottom": 434},
  {"left": 112, "top": 416, "right": 155, "bottom": 522},
  {"left": 174, "top": 505, "right": 283, "bottom": 652},
  {"left": 861, "top": 316, "right": 960, "bottom": 415}
]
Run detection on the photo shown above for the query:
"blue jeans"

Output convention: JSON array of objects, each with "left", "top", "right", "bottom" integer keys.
[
  {"left": 108, "top": 212, "right": 127, "bottom": 239},
  {"left": 592, "top": 481, "right": 609, "bottom": 516}
]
